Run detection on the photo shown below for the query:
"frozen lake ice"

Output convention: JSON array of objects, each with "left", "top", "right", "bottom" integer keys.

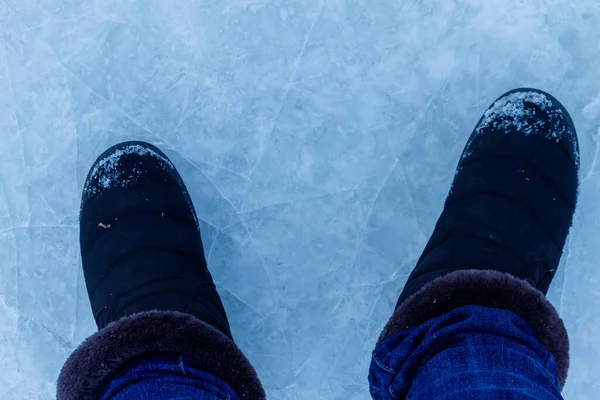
[{"left": 0, "top": 0, "right": 599, "bottom": 398}]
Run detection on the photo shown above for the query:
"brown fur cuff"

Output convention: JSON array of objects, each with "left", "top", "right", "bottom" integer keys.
[
  {"left": 57, "top": 310, "right": 265, "bottom": 399},
  {"left": 379, "top": 270, "right": 569, "bottom": 387}
]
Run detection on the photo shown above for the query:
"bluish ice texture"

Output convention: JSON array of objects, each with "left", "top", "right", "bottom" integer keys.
[{"left": 0, "top": 1, "right": 599, "bottom": 398}]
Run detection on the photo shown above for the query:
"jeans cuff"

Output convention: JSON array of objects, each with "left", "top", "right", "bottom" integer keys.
[
  {"left": 379, "top": 270, "right": 569, "bottom": 387},
  {"left": 57, "top": 310, "right": 265, "bottom": 400}
]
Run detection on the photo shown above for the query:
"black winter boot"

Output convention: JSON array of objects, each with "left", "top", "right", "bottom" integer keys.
[
  {"left": 399, "top": 88, "right": 579, "bottom": 304},
  {"left": 58, "top": 142, "right": 265, "bottom": 400},
  {"left": 378, "top": 89, "right": 578, "bottom": 388},
  {"left": 79, "top": 141, "right": 231, "bottom": 337}
]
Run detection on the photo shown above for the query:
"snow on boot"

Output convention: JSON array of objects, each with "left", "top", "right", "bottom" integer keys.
[
  {"left": 57, "top": 141, "right": 265, "bottom": 400},
  {"left": 378, "top": 89, "right": 578, "bottom": 387}
]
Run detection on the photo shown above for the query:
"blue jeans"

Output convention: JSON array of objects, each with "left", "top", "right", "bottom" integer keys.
[
  {"left": 100, "top": 352, "right": 239, "bottom": 400},
  {"left": 101, "top": 305, "right": 562, "bottom": 399},
  {"left": 370, "top": 305, "right": 563, "bottom": 399}
]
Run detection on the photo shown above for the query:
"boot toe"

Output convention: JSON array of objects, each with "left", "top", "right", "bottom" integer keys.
[
  {"left": 83, "top": 141, "right": 178, "bottom": 204},
  {"left": 464, "top": 88, "right": 579, "bottom": 170}
]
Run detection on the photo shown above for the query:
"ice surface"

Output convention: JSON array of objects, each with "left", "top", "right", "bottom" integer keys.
[{"left": 0, "top": 0, "right": 599, "bottom": 398}]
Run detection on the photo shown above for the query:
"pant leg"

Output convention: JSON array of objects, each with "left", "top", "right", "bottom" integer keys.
[
  {"left": 100, "top": 353, "right": 240, "bottom": 399},
  {"left": 369, "top": 305, "right": 563, "bottom": 400},
  {"left": 58, "top": 311, "right": 265, "bottom": 400}
]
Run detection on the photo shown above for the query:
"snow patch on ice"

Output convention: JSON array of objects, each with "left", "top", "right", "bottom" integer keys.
[
  {"left": 84, "top": 144, "right": 173, "bottom": 196},
  {"left": 583, "top": 95, "right": 600, "bottom": 120}
]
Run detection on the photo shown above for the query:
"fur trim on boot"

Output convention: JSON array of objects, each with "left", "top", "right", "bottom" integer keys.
[
  {"left": 57, "top": 310, "right": 265, "bottom": 400},
  {"left": 379, "top": 270, "right": 569, "bottom": 387}
]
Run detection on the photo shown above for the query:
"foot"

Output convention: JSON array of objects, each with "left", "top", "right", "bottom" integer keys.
[
  {"left": 80, "top": 141, "right": 232, "bottom": 338},
  {"left": 397, "top": 88, "right": 579, "bottom": 307}
]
